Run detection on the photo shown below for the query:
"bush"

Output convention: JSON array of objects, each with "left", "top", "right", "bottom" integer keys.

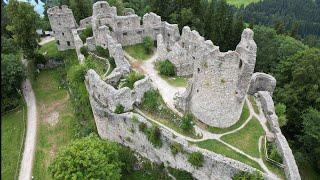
[
  {"left": 32, "top": 52, "right": 47, "bottom": 65},
  {"left": 96, "top": 45, "right": 109, "bottom": 58},
  {"left": 146, "top": 125, "right": 162, "bottom": 148},
  {"left": 141, "top": 90, "right": 160, "bottom": 112},
  {"left": 170, "top": 142, "right": 183, "bottom": 156},
  {"left": 80, "top": 46, "right": 89, "bottom": 57},
  {"left": 79, "top": 26, "right": 93, "bottom": 42},
  {"left": 157, "top": 60, "right": 175, "bottom": 76},
  {"left": 180, "top": 114, "right": 193, "bottom": 132},
  {"left": 187, "top": 152, "right": 204, "bottom": 168},
  {"left": 232, "top": 171, "right": 264, "bottom": 180},
  {"left": 167, "top": 167, "right": 194, "bottom": 180},
  {"left": 114, "top": 104, "right": 125, "bottom": 114},
  {"left": 143, "top": 36, "right": 153, "bottom": 54},
  {"left": 267, "top": 141, "right": 283, "bottom": 163},
  {"left": 139, "top": 122, "right": 147, "bottom": 132},
  {"left": 49, "top": 134, "right": 123, "bottom": 179},
  {"left": 123, "top": 71, "right": 144, "bottom": 89},
  {"left": 108, "top": 57, "right": 116, "bottom": 68}
]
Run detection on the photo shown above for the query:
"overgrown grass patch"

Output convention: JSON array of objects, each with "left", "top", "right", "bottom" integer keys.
[
  {"left": 195, "top": 102, "right": 250, "bottom": 134},
  {"left": 221, "top": 117, "right": 265, "bottom": 158},
  {"left": 85, "top": 55, "right": 109, "bottom": 77},
  {"left": 38, "top": 40, "right": 59, "bottom": 58},
  {"left": 161, "top": 75, "right": 188, "bottom": 87},
  {"left": 226, "top": 0, "right": 261, "bottom": 8},
  {"left": 124, "top": 43, "right": 153, "bottom": 61},
  {"left": 138, "top": 90, "right": 200, "bottom": 139},
  {"left": 260, "top": 138, "right": 286, "bottom": 179},
  {"left": 1, "top": 105, "right": 26, "bottom": 180},
  {"left": 32, "top": 69, "right": 78, "bottom": 179},
  {"left": 195, "top": 139, "right": 263, "bottom": 171},
  {"left": 248, "top": 95, "right": 259, "bottom": 114}
]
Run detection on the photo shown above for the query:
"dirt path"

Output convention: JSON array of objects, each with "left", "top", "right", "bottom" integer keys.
[
  {"left": 18, "top": 79, "right": 37, "bottom": 180},
  {"left": 38, "top": 36, "right": 55, "bottom": 46},
  {"left": 124, "top": 52, "right": 185, "bottom": 116}
]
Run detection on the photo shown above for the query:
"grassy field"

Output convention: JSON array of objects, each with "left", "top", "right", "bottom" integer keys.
[
  {"left": 161, "top": 75, "right": 188, "bottom": 87},
  {"left": 38, "top": 40, "right": 59, "bottom": 58},
  {"left": 195, "top": 139, "right": 263, "bottom": 171},
  {"left": 32, "top": 69, "right": 77, "bottom": 179},
  {"left": 226, "top": 0, "right": 261, "bottom": 7},
  {"left": 1, "top": 105, "right": 26, "bottom": 180},
  {"left": 194, "top": 102, "right": 250, "bottom": 134},
  {"left": 124, "top": 44, "right": 153, "bottom": 61},
  {"left": 248, "top": 95, "right": 260, "bottom": 114},
  {"left": 221, "top": 117, "right": 265, "bottom": 158},
  {"left": 87, "top": 55, "right": 109, "bottom": 77}
]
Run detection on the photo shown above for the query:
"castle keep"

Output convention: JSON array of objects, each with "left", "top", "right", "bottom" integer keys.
[{"left": 47, "top": 1, "right": 301, "bottom": 179}]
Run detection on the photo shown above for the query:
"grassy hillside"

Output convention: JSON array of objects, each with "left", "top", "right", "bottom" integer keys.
[{"left": 227, "top": 0, "right": 261, "bottom": 7}]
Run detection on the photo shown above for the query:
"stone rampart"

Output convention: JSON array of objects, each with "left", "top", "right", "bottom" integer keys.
[
  {"left": 248, "top": 73, "right": 276, "bottom": 95},
  {"left": 257, "top": 91, "right": 301, "bottom": 180}
]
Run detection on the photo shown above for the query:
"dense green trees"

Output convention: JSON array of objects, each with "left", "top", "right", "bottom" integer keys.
[
  {"left": 69, "top": 0, "right": 92, "bottom": 23},
  {"left": 241, "top": 0, "right": 320, "bottom": 38},
  {"left": 1, "top": 54, "right": 26, "bottom": 112},
  {"left": 49, "top": 134, "right": 123, "bottom": 179},
  {"left": 5, "top": 0, "right": 39, "bottom": 57}
]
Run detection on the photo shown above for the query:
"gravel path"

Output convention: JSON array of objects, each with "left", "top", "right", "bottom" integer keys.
[{"left": 18, "top": 79, "right": 37, "bottom": 180}]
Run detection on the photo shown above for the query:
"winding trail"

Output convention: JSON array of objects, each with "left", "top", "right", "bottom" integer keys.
[{"left": 19, "top": 68, "right": 37, "bottom": 180}]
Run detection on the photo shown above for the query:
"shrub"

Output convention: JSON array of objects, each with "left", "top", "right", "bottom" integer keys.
[
  {"left": 180, "top": 114, "right": 193, "bottom": 132},
  {"left": 123, "top": 71, "right": 144, "bottom": 89},
  {"left": 49, "top": 134, "right": 123, "bottom": 179},
  {"left": 146, "top": 125, "right": 162, "bottom": 148},
  {"left": 114, "top": 104, "right": 125, "bottom": 114},
  {"left": 96, "top": 45, "right": 109, "bottom": 58},
  {"left": 139, "top": 122, "right": 147, "bottom": 132},
  {"left": 141, "top": 90, "right": 160, "bottom": 112},
  {"left": 275, "top": 103, "right": 287, "bottom": 127},
  {"left": 32, "top": 52, "right": 47, "bottom": 65},
  {"left": 187, "top": 152, "right": 204, "bottom": 168},
  {"left": 80, "top": 46, "right": 89, "bottom": 57},
  {"left": 232, "top": 171, "right": 264, "bottom": 180},
  {"left": 170, "top": 142, "right": 183, "bottom": 156},
  {"left": 267, "top": 141, "right": 283, "bottom": 163},
  {"left": 143, "top": 36, "right": 153, "bottom": 54},
  {"left": 157, "top": 60, "right": 175, "bottom": 76},
  {"left": 79, "top": 26, "right": 93, "bottom": 42},
  {"left": 167, "top": 167, "right": 194, "bottom": 180}
]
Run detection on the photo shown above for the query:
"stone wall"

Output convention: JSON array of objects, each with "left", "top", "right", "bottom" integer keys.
[
  {"left": 174, "top": 29, "right": 256, "bottom": 128},
  {"left": 47, "top": 5, "right": 78, "bottom": 51},
  {"left": 257, "top": 91, "right": 301, "bottom": 180},
  {"left": 86, "top": 70, "right": 154, "bottom": 112},
  {"left": 85, "top": 73, "right": 260, "bottom": 180},
  {"left": 248, "top": 72, "right": 276, "bottom": 95}
]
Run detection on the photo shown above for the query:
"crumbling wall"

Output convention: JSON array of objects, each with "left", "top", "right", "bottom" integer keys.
[
  {"left": 71, "top": 29, "right": 85, "bottom": 63},
  {"left": 47, "top": 5, "right": 78, "bottom": 51},
  {"left": 79, "top": 16, "right": 92, "bottom": 28},
  {"left": 248, "top": 73, "right": 276, "bottom": 95},
  {"left": 85, "top": 75, "right": 259, "bottom": 180},
  {"left": 257, "top": 91, "right": 301, "bottom": 180}
]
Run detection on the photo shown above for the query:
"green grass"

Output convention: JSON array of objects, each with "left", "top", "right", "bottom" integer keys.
[
  {"left": 221, "top": 117, "right": 265, "bottom": 158},
  {"left": 1, "top": 105, "right": 26, "bottom": 180},
  {"left": 32, "top": 69, "right": 77, "bottom": 179},
  {"left": 38, "top": 40, "right": 59, "bottom": 58},
  {"left": 260, "top": 138, "right": 286, "bottom": 179},
  {"left": 248, "top": 95, "right": 260, "bottom": 114},
  {"left": 161, "top": 75, "right": 188, "bottom": 87},
  {"left": 124, "top": 43, "right": 153, "bottom": 61},
  {"left": 195, "top": 139, "right": 263, "bottom": 171},
  {"left": 226, "top": 0, "right": 261, "bottom": 8},
  {"left": 196, "top": 102, "right": 250, "bottom": 134},
  {"left": 86, "top": 55, "right": 109, "bottom": 77}
]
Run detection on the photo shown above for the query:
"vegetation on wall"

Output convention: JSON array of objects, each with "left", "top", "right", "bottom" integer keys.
[
  {"left": 122, "top": 71, "right": 144, "bottom": 89},
  {"left": 79, "top": 26, "right": 93, "bottom": 42},
  {"left": 232, "top": 171, "right": 263, "bottom": 180},
  {"left": 187, "top": 152, "right": 204, "bottom": 168}
]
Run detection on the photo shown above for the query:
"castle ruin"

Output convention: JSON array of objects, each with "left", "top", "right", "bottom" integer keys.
[{"left": 47, "top": 1, "right": 301, "bottom": 179}]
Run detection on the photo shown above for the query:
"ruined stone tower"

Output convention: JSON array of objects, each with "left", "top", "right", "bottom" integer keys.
[
  {"left": 47, "top": 5, "right": 77, "bottom": 51},
  {"left": 175, "top": 29, "right": 257, "bottom": 128}
]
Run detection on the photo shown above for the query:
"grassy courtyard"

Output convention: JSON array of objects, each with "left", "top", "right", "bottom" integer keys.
[
  {"left": 1, "top": 105, "right": 26, "bottom": 180},
  {"left": 248, "top": 95, "right": 260, "bottom": 114},
  {"left": 161, "top": 75, "right": 188, "bottom": 87},
  {"left": 221, "top": 117, "right": 265, "bottom": 158},
  {"left": 195, "top": 139, "right": 263, "bottom": 171},
  {"left": 124, "top": 43, "right": 153, "bottom": 61}
]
